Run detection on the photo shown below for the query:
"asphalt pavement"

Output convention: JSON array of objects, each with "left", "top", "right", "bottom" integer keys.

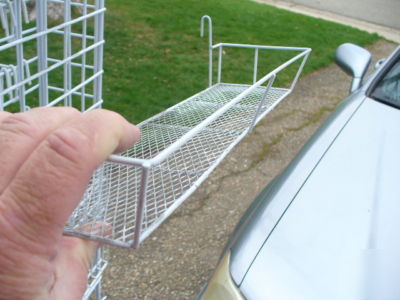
[
  {"left": 102, "top": 38, "right": 397, "bottom": 299},
  {"left": 281, "top": 0, "right": 400, "bottom": 30},
  {"left": 257, "top": 0, "right": 400, "bottom": 43}
]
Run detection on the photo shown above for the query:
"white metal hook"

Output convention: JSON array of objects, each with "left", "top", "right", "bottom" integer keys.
[
  {"left": 200, "top": 15, "right": 213, "bottom": 87},
  {"left": 22, "top": 0, "right": 29, "bottom": 23},
  {"left": 0, "top": 4, "right": 10, "bottom": 36},
  {"left": 200, "top": 15, "right": 212, "bottom": 48},
  {"left": 6, "top": 0, "right": 17, "bottom": 27},
  {"left": 1, "top": 65, "right": 14, "bottom": 99}
]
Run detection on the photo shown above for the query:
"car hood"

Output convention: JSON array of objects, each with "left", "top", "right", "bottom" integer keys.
[{"left": 240, "top": 98, "right": 400, "bottom": 299}]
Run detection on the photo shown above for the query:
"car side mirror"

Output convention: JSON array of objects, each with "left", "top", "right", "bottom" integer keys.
[{"left": 335, "top": 43, "right": 371, "bottom": 94}]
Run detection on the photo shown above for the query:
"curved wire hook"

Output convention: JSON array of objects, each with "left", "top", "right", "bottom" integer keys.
[
  {"left": 200, "top": 15, "right": 212, "bottom": 49},
  {"left": 200, "top": 15, "right": 213, "bottom": 86}
]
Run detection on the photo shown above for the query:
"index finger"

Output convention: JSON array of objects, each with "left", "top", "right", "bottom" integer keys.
[{"left": 0, "top": 109, "right": 140, "bottom": 255}]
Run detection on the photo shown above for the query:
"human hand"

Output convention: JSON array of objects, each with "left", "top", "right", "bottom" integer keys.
[{"left": 0, "top": 107, "right": 140, "bottom": 299}]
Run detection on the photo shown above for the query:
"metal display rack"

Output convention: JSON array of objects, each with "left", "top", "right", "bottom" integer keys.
[
  {"left": 0, "top": 1, "right": 310, "bottom": 297},
  {"left": 64, "top": 16, "right": 311, "bottom": 249},
  {"left": 0, "top": 0, "right": 106, "bottom": 298}
]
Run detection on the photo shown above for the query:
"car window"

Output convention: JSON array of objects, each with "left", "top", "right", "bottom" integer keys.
[{"left": 370, "top": 58, "right": 400, "bottom": 108}]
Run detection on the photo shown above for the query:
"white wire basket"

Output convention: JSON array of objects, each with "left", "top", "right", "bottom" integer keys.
[{"left": 64, "top": 16, "right": 311, "bottom": 248}]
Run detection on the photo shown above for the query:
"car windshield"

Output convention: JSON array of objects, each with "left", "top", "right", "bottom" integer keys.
[{"left": 370, "top": 56, "right": 400, "bottom": 108}]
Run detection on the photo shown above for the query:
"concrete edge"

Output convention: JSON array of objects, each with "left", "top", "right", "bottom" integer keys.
[{"left": 255, "top": 0, "right": 400, "bottom": 44}]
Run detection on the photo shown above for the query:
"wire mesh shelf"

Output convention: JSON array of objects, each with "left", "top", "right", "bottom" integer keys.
[
  {"left": 64, "top": 16, "right": 311, "bottom": 248},
  {"left": 65, "top": 84, "right": 295, "bottom": 249}
]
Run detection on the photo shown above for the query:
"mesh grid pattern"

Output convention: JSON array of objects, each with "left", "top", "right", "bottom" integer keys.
[
  {"left": 66, "top": 84, "right": 290, "bottom": 247},
  {"left": 0, "top": 0, "right": 103, "bottom": 112}
]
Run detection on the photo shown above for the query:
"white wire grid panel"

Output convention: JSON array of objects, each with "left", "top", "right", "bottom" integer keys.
[
  {"left": 0, "top": 0, "right": 104, "bottom": 112},
  {"left": 64, "top": 83, "right": 293, "bottom": 248},
  {"left": 0, "top": 1, "right": 106, "bottom": 299}
]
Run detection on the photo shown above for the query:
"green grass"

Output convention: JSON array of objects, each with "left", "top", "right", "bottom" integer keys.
[
  {"left": 1, "top": 0, "right": 379, "bottom": 120},
  {"left": 102, "top": 0, "right": 379, "bottom": 123}
]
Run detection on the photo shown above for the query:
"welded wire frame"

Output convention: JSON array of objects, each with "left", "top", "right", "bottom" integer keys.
[
  {"left": 0, "top": 1, "right": 106, "bottom": 299},
  {"left": 84, "top": 247, "right": 108, "bottom": 300},
  {"left": 65, "top": 25, "right": 311, "bottom": 248},
  {"left": 0, "top": 0, "right": 105, "bottom": 112}
]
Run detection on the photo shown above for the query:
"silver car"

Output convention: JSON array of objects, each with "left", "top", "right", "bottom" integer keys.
[{"left": 197, "top": 43, "right": 400, "bottom": 300}]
